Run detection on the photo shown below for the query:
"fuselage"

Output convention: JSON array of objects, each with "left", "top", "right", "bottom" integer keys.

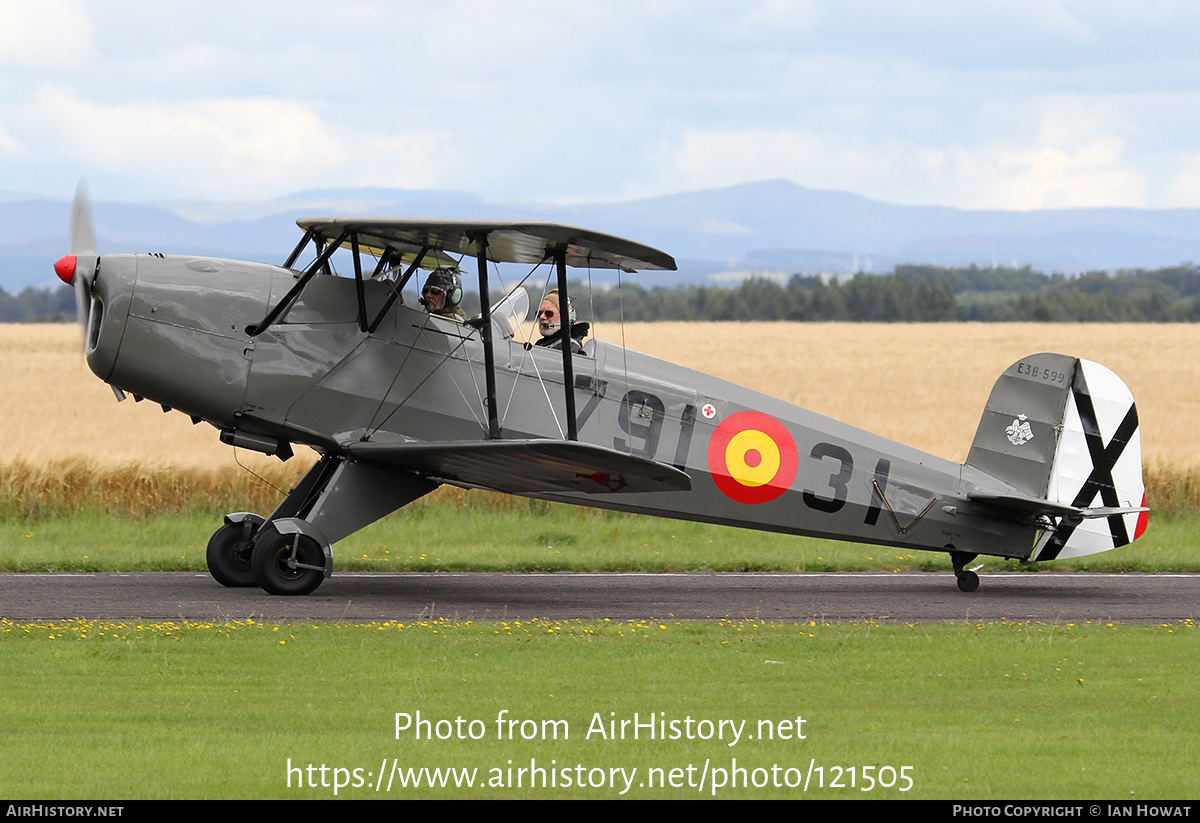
[{"left": 87, "top": 253, "right": 1038, "bottom": 560}]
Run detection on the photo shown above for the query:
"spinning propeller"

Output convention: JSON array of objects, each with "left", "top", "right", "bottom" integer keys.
[{"left": 54, "top": 181, "right": 97, "bottom": 352}]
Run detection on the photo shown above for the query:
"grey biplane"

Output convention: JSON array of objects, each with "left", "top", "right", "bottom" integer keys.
[{"left": 55, "top": 186, "right": 1148, "bottom": 595}]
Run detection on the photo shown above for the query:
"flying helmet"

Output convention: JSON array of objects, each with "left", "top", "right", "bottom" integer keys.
[{"left": 421, "top": 267, "right": 463, "bottom": 308}]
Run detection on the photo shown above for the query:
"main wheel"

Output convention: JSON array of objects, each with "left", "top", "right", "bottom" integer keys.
[
  {"left": 251, "top": 526, "right": 327, "bottom": 596},
  {"left": 206, "top": 521, "right": 260, "bottom": 588},
  {"left": 956, "top": 570, "right": 980, "bottom": 593}
]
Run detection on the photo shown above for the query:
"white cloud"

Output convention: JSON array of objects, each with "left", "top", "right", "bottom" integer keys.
[
  {"left": 670, "top": 128, "right": 829, "bottom": 190},
  {"left": 948, "top": 100, "right": 1146, "bottom": 209},
  {"left": 947, "top": 137, "right": 1144, "bottom": 210},
  {"left": 28, "top": 89, "right": 447, "bottom": 197},
  {"left": 0, "top": 124, "right": 23, "bottom": 156},
  {"left": 0, "top": 0, "right": 94, "bottom": 69},
  {"left": 1163, "top": 155, "right": 1200, "bottom": 209},
  {"left": 5, "top": 1, "right": 1200, "bottom": 208},
  {"left": 665, "top": 93, "right": 1149, "bottom": 210}
]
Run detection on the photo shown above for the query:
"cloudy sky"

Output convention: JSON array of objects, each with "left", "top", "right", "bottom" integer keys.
[{"left": 3, "top": 0, "right": 1200, "bottom": 210}]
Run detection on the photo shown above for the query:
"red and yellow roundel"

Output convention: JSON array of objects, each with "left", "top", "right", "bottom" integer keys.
[{"left": 707, "top": 411, "right": 798, "bottom": 504}]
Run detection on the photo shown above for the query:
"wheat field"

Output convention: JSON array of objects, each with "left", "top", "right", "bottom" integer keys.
[{"left": 4, "top": 322, "right": 1198, "bottom": 469}]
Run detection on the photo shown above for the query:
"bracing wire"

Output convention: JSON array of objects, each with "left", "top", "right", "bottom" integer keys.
[{"left": 368, "top": 321, "right": 480, "bottom": 436}]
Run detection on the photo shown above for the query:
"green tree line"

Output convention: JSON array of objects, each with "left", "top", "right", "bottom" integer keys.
[
  {"left": 895, "top": 263, "right": 1200, "bottom": 321},
  {"left": 0, "top": 285, "right": 76, "bottom": 322},
  {"left": 7, "top": 262, "right": 1200, "bottom": 323},
  {"left": 566, "top": 263, "right": 1200, "bottom": 322}
]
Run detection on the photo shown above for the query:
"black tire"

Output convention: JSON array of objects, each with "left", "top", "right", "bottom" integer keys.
[
  {"left": 956, "top": 570, "right": 980, "bottom": 593},
  {"left": 206, "top": 521, "right": 259, "bottom": 588},
  {"left": 251, "top": 526, "right": 326, "bottom": 596}
]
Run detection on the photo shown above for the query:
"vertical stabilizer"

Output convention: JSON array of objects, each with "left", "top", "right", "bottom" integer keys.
[
  {"left": 965, "top": 354, "right": 1146, "bottom": 561},
  {"left": 965, "top": 353, "right": 1076, "bottom": 499}
]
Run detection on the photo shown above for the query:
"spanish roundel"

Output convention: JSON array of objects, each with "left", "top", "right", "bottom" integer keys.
[{"left": 707, "top": 410, "right": 799, "bottom": 504}]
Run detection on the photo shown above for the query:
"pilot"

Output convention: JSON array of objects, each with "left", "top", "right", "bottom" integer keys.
[
  {"left": 534, "top": 289, "right": 588, "bottom": 355},
  {"left": 420, "top": 267, "right": 467, "bottom": 321}
]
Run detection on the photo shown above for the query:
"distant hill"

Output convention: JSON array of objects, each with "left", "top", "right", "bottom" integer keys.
[{"left": 4, "top": 180, "right": 1199, "bottom": 290}]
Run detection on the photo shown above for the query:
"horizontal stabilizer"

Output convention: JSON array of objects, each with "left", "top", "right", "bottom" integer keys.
[
  {"left": 1081, "top": 505, "right": 1152, "bottom": 518},
  {"left": 968, "top": 492, "right": 1082, "bottom": 519},
  {"left": 968, "top": 492, "right": 1148, "bottom": 522},
  {"left": 348, "top": 438, "right": 691, "bottom": 496}
]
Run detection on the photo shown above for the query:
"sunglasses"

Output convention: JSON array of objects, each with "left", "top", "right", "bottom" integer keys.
[
  {"left": 537, "top": 309, "right": 558, "bottom": 318},
  {"left": 423, "top": 286, "right": 445, "bottom": 296}
]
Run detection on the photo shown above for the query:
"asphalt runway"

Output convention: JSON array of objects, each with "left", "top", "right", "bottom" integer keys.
[{"left": 1, "top": 571, "right": 1197, "bottom": 623}]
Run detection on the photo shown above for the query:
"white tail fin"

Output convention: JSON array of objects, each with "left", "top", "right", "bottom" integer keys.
[{"left": 964, "top": 354, "right": 1147, "bottom": 561}]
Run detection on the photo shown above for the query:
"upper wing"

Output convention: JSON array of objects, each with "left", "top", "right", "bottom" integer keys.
[
  {"left": 296, "top": 217, "right": 677, "bottom": 272},
  {"left": 347, "top": 438, "right": 691, "bottom": 495}
]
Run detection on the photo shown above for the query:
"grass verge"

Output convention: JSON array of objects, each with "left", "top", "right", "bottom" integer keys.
[
  {"left": 3, "top": 504, "right": 1199, "bottom": 574},
  {"left": 3, "top": 459, "right": 1198, "bottom": 573},
  {"left": 1, "top": 618, "right": 1195, "bottom": 799}
]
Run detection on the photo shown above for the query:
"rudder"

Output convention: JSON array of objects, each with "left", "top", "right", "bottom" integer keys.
[{"left": 1040, "top": 358, "right": 1146, "bottom": 559}]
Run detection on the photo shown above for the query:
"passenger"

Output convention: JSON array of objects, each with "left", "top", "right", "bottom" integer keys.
[
  {"left": 534, "top": 289, "right": 589, "bottom": 355},
  {"left": 419, "top": 267, "right": 467, "bottom": 321}
]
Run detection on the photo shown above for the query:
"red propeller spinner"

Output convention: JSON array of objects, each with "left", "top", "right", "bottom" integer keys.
[{"left": 55, "top": 254, "right": 77, "bottom": 284}]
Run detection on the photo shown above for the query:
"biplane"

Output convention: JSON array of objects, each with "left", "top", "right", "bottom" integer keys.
[{"left": 55, "top": 186, "right": 1148, "bottom": 595}]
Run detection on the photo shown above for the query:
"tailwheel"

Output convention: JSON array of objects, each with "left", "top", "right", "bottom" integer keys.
[
  {"left": 251, "top": 525, "right": 327, "bottom": 596},
  {"left": 947, "top": 547, "right": 980, "bottom": 593},
  {"left": 206, "top": 520, "right": 260, "bottom": 588},
  {"left": 955, "top": 570, "right": 980, "bottom": 593}
]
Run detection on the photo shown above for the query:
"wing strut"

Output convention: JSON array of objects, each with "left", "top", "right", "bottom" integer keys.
[
  {"left": 475, "top": 236, "right": 501, "bottom": 439},
  {"left": 249, "top": 229, "right": 349, "bottom": 336},
  {"left": 282, "top": 228, "right": 315, "bottom": 270},
  {"left": 370, "top": 247, "right": 393, "bottom": 278},
  {"left": 367, "top": 246, "right": 427, "bottom": 334},
  {"left": 352, "top": 233, "right": 367, "bottom": 332},
  {"left": 555, "top": 248, "right": 578, "bottom": 440}
]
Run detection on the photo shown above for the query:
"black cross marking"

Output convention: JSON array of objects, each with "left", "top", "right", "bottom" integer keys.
[{"left": 1040, "top": 364, "right": 1139, "bottom": 560}]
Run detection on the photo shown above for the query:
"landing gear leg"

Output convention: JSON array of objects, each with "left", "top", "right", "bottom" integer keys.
[
  {"left": 948, "top": 548, "right": 980, "bottom": 592},
  {"left": 238, "top": 456, "right": 439, "bottom": 597}
]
